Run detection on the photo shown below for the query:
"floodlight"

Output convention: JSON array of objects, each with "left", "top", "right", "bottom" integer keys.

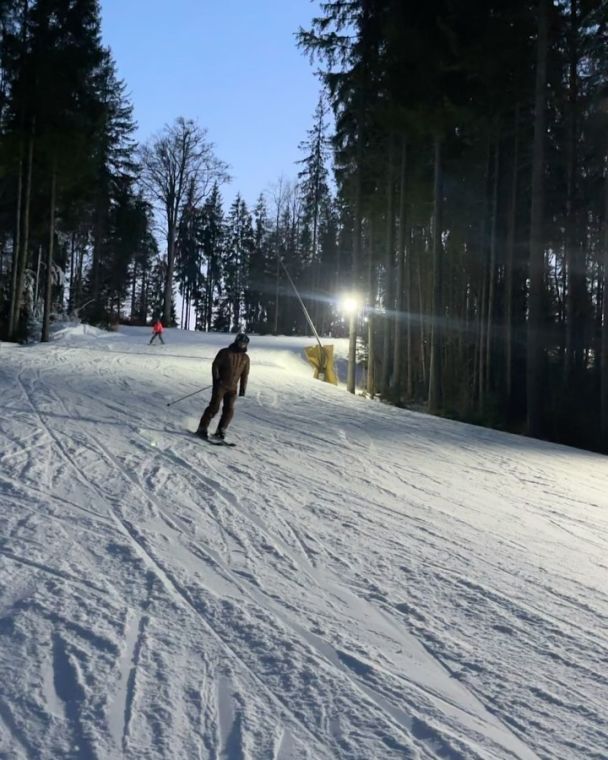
[{"left": 339, "top": 293, "right": 363, "bottom": 315}]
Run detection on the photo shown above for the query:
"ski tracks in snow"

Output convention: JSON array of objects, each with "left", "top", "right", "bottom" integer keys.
[
  {"left": 0, "top": 342, "right": 544, "bottom": 759},
  {"left": 3, "top": 352, "right": 336, "bottom": 755},
  {"left": 1, "top": 333, "right": 606, "bottom": 758}
]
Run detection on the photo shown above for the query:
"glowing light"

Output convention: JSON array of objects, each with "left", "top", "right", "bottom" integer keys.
[{"left": 339, "top": 293, "right": 363, "bottom": 315}]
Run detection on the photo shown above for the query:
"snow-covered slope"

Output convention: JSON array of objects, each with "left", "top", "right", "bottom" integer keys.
[{"left": 0, "top": 327, "right": 606, "bottom": 759}]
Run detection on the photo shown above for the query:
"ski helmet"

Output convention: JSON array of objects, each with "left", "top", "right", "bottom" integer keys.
[{"left": 235, "top": 332, "right": 249, "bottom": 345}]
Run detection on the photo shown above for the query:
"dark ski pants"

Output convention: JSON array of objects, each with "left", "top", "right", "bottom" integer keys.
[
  {"left": 149, "top": 333, "right": 164, "bottom": 344},
  {"left": 199, "top": 385, "right": 237, "bottom": 433}
]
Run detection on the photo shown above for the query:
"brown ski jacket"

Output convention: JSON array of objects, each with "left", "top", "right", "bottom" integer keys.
[{"left": 212, "top": 345, "right": 250, "bottom": 395}]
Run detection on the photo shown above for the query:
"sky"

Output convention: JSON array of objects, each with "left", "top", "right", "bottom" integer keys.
[
  {"left": 2, "top": 325, "right": 606, "bottom": 758},
  {"left": 99, "top": 0, "right": 324, "bottom": 209}
]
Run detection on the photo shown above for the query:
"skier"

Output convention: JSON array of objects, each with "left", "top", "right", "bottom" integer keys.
[
  {"left": 196, "top": 333, "right": 250, "bottom": 441},
  {"left": 149, "top": 318, "right": 165, "bottom": 345}
]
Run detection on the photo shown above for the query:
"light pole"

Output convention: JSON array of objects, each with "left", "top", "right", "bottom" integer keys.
[{"left": 340, "top": 294, "right": 362, "bottom": 394}]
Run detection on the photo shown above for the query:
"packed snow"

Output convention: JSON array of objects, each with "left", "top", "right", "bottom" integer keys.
[{"left": 0, "top": 326, "right": 606, "bottom": 759}]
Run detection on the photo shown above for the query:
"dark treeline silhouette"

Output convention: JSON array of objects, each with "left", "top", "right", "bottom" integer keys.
[
  {"left": 0, "top": 0, "right": 161, "bottom": 337},
  {"left": 298, "top": 0, "right": 608, "bottom": 453},
  {"left": 2, "top": 0, "right": 608, "bottom": 453}
]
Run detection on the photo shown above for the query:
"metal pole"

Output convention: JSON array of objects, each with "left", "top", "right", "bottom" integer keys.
[
  {"left": 166, "top": 384, "right": 212, "bottom": 407},
  {"left": 347, "top": 310, "right": 357, "bottom": 393},
  {"left": 280, "top": 260, "right": 324, "bottom": 352}
]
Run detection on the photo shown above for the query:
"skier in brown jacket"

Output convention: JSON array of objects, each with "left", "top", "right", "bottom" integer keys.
[{"left": 196, "top": 333, "right": 250, "bottom": 441}]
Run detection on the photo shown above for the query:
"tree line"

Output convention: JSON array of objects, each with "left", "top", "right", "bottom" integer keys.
[
  {"left": 0, "top": 0, "right": 158, "bottom": 337},
  {"left": 299, "top": 0, "right": 608, "bottom": 453},
  {"left": 2, "top": 0, "right": 608, "bottom": 453},
  {"left": 0, "top": 1, "right": 341, "bottom": 346}
]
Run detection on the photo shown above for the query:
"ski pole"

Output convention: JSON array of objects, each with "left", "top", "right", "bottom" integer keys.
[{"left": 166, "top": 384, "right": 212, "bottom": 407}]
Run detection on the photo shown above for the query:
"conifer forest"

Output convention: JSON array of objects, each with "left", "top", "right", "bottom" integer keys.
[{"left": 1, "top": 1, "right": 608, "bottom": 453}]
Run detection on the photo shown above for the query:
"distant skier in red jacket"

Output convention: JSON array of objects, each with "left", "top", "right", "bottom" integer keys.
[{"left": 149, "top": 319, "right": 165, "bottom": 344}]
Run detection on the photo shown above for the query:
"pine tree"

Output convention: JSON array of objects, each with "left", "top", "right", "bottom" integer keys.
[
  {"left": 298, "top": 92, "right": 333, "bottom": 332},
  {"left": 199, "top": 183, "right": 225, "bottom": 331},
  {"left": 221, "top": 194, "right": 254, "bottom": 332},
  {"left": 176, "top": 179, "right": 204, "bottom": 329},
  {"left": 82, "top": 50, "right": 139, "bottom": 325},
  {"left": 246, "top": 193, "right": 273, "bottom": 332},
  {"left": 129, "top": 196, "right": 158, "bottom": 324},
  {"left": 0, "top": 0, "right": 142, "bottom": 335}
]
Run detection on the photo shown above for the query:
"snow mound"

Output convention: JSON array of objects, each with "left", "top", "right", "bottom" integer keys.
[{"left": 50, "top": 322, "right": 124, "bottom": 341}]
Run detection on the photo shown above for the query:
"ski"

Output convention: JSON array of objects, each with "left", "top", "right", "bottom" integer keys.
[
  {"left": 193, "top": 432, "right": 236, "bottom": 447},
  {"left": 207, "top": 439, "right": 236, "bottom": 448}
]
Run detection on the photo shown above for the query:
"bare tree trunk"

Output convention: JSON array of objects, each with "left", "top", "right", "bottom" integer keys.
[
  {"left": 130, "top": 261, "right": 137, "bottom": 319},
  {"left": 478, "top": 275, "right": 487, "bottom": 409},
  {"left": 42, "top": 166, "right": 57, "bottom": 343},
  {"left": 311, "top": 144, "right": 321, "bottom": 332},
  {"left": 17, "top": 125, "right": 34, "bottom": 320},
  {"left": 163, "top": 222, "right": 176, "bottom": 325},
  {"left": 205, "top": 259, "right": 212, "bottom": 331},
  {"left": 141, "top": 266, "right": 148, "bottom": 322},
  {"left": 527, "top": 0, "right": 549, "bottom": 437},
  {"left": 366, "top": 219, "right": 376, "bottom": 396},
  {"left": 505, "top": 105, "right": 520, "bottom": 402},
  {"left": 34, "top": 244, "right": 41, "bottom": 304},
  {"left": 347, "top": 310, "right": 357, "bottom": 393},
  {"left": 406, "top": 227, "right": 414, "bottom": 398},
  {"left": 347, "top": 179, "right": 360, "bottom": 378},
  {"left": 8, "top": 146, "right": 24, "bottom": 338},
  {"left": 477, "top": 138, "right": 491, "bottom": 412},
  {"left": 428, "top": 135, "right": 443, "bottom": 413},
  {"left": 77, "top": 244, "right": 84, "bottom": 311},
  {"left": 417, "top": 252, "right": 427, "bottom": 389},
  {"left": 601, "top": 155, "right": 608, "bottom": 450},
  {"left": 8, "top": 0, "right": 30, "bottom": 339},
  {"left": 367, "top": 314, "right": 375, "bottom": 396},
  {"left": 565, "top": 0, "right": 583, "bottom": 382},
  {"left": 92, "top": 192, "right": 105, "bottom": 307},
  {"left": 352, "top": 127, "right": 363, "bottom": 287},
  {"left": 392, "top": 136, "right": 407, "bottom": 394},
  {"left": 458, "top": 245, "right": 468, "bottom": 413},
  {"left": 69, "top": 233, "right": 76, "bottom": 313},
  {"left": 485, "top": 133, "right": 500, "bottom": 397},
  {"left": 10, "top": 125, "right": 34, "bottom": 340},
  {"left": 381, "top": 134, "right": 396, "bottom": 395},
  {"left": 273, "top": 200, "right": 281, "bottom": 334}
]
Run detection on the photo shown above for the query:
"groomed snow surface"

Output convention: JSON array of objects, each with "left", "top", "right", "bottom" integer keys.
[{"left": 0, "top": 326, "right": 606, "bottom": 760}]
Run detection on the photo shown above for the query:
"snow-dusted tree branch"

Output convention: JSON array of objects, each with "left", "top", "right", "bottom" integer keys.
[{"left": 139, "top": 117, "right": 230, "bottom": 324}]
